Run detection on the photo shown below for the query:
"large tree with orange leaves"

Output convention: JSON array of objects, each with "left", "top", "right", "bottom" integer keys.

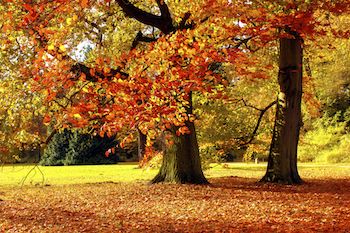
[{"left": 2, "top": 0, "right": 257, "bottom": 183}]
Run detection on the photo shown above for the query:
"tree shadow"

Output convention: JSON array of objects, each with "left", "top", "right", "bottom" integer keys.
[
  {"left": 219, "top": 167, "right": 266, "bottom": 171},
  {"left": 209, "top": 176, "right": 350, "bottom": 195}
]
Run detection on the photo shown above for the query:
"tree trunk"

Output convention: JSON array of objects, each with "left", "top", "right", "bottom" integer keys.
[
  {"left": 151, "top": 93, "right": 208, "bottom": 184},
  {"left": 137, "top": 128, "right": 147, "bottom": 161},
  {"left": 261, "top": 35, "right": 303, "bottom": 184}
]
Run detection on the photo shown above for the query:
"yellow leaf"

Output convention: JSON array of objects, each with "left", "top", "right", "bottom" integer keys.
[
  {"left": 72, "top": 14, "right": 78, "bottom": 21},
  {"left": 66, "top": 18, "right": 72, "bottom": 25},
  {"left": 59, "top": 45, "right": 66, "bottom": 52},
  {"left": 73, "top": 113, "right": 82, "bottom": 119},
  {"left": 48, "top": 44, "right": 55, "bottom": 50}
]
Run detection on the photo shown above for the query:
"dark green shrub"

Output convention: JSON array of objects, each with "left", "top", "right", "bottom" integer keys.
[
  {"left": 40, "top": 130, "right": 121, "bottom": 166},
  {"left": 40, "top": 129, "right": 71, "bottom": 166}
]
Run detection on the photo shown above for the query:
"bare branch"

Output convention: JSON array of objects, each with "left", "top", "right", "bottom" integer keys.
[
  {"left": 115, "top": 0, "right": 174, "bottom": 34},
  {"left": 179, "top": 12, "right": 193, "bottom": 29},
  {"left": 234, "top": 100, "right": 277, "bottom": 146},
  {"left": 131, "top": 31, "right": 157, "bottom": 49}
]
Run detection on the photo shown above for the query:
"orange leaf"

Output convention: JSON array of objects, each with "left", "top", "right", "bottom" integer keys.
[
  {"left": 80, "top": 0, "right": 89, "bottom": 8},
  {"left": 43, "top": 115, "right": 51, "bottom": 124}
]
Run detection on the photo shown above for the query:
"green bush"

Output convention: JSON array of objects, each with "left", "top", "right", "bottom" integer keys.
[
  {"left": 315, "top": 135, "right": 350, "bottom": 163},
  {"left": 40, "top": 129, "right": 71, "bottom": 166},
  {"left": 40, "top": 130, "right": 120, "bottom": 166},
  {"left": 298, "top": 111, "right": 349, "bottom": 163}
]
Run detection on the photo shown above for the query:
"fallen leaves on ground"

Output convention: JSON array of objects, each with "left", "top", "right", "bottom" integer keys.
[{"left": 1, "top": 177, "right": 350, "bottom": 232}]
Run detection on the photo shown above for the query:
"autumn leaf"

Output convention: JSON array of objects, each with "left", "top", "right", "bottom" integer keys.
[
  {"left": 80, "top": 0, "right": 89, "bottom": 8},
  {"left": 59, "top": 45, "right": 66, "bottom": 52},
  {"left": 73, "top": 113, "right": 82, "bottom": 119}
]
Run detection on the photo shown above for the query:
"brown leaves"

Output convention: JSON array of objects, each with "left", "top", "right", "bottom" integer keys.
[{"left": 1, "top": 176, "right": 350, "bottom": 232}]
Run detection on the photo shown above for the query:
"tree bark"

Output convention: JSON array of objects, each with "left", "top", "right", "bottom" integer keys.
[
  {"left": 137, "top": 128, "right": 147, "bottom": 161},
  {"left": 151, "top": 93, "right": 208, "bottom": 184},
  {"left": 261, "top": 35, "right": 303, "bottom": 184}
]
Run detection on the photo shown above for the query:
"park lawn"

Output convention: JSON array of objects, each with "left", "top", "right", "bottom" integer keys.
[
  {"left": 1, "top": 162, "right": 350, "bottom": 186},
  {"left": 1, "top": 163, "right": 350, "bottom": 232}
]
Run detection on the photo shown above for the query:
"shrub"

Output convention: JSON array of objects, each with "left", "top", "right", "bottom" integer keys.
[
  {"left": 298, "top": 112, "right": 349, "bottom": 163},
  {"left": 40, "top": 130, "right": 120, "bottom": 166},
  {"left": 40, "top": 129, "right": 71, "bottom": 166}
]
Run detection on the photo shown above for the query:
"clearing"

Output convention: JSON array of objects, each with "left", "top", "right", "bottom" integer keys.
[{"left": 0, "top": 163, "right": 350, "bottom": 232}]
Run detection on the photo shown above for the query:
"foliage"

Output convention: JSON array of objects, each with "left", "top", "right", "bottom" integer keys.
[
  {"left": 195, "top": 78, "right": 277, "bottom": 162},
  {"left": 143, "top": 152, "right": 163, "bottom": 170},
  {"left": 298, "top": 25, "right": 350, "bottom": 163},
  {"left": 40, "top": 130, "right": 120, "bottom": 166},
  {"left": 40, "top": 129, "right": 71, "bottom": 166},
  {"left": 298, "top": 111, "right": 350, "bottom": 163},
  {"left": 242, "top": 144, "right": 269, "bottom": 162},
  {"left": 0, "top": 0, "right": 266, "bottom": 152},
  {"left": 0, "top": 0, "right": 350, "bottom": 173}
]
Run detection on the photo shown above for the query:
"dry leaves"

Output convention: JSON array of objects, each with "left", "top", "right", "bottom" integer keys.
[{"left": 1, "top": 177, "right": 350, "bottom": 232}]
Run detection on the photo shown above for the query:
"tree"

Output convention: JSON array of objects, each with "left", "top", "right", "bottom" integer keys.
[
  {"left": 205, "top": 0, "right": 350, "bottom": 183},
  {"left": 258, "top": 1, "right": 350, "bottom": 184},
  {"left": 6, "top": 0, "right": 250, "bottom": 184},
  {"left": 113, "top": 0, "right": 208, "bottom": 184},
  {"left": 261, "top": 33, "right": 303, "bottom": 183},
  {"left": 0, "top": 3, "right": 48, "bottom": 163}
]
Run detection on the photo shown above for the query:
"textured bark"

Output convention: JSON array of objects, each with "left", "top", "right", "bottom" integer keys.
[
  {"left": 151, "top": 121, "right": 208, "bottom": 184},
  {"left": 115, "top": 0, "right": 175, "bottom": 34},
  {"left": 152, "top": 93, "right": 208, "bottom": 184},
  {"left": 137, "top": 128, "right": 147, "bottom": 161},
  {"left": 261, "top": 35, "right": 303, "bottom": 184}
]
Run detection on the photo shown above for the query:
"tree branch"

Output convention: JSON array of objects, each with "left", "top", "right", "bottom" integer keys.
[
  {"left": 70, "top": 63, "right": 129, "bottom": 82},
  {"left": 131, "top": 31, "right": 157, "bottom": 49},
  {"left": 237, "top": 100, "right": 277, "bottom": 146},
  {"left": 115, "top": 0, "right": 174, "bottom": 34},
  {"left": 44, "top": 128, "right": 57, "bottom": 145},
  {"left": 155, "top": 0, "right": 173, "bottom": 22},
  {"left": 179, "top": 12, "right": 193, "bottom": 30}
]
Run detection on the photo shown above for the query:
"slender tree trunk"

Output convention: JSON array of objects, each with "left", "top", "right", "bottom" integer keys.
[
  {"left": 152, "top": 93, "right": 208, "bottom": 184},
  {"left": 137, "top": 128, "right": 147, "bottom": 161},
  {"left": 261, "top": 35, "right": 303, "bottom": 184}
]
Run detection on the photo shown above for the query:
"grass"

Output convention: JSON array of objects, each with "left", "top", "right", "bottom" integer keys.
[
  {"left": 1, "top": 162, "right": 350, "bottom": 187},
  {"left": 0, "top": 163, "right": 156, "bottom": 186}
]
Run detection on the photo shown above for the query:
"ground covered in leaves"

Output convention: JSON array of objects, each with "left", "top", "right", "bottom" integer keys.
[{"left": 1, "top": 175, "right": 350, "bottom": 232}]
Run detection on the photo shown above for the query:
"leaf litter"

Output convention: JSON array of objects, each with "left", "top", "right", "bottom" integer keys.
[{"left": 1, "top": 177, "right": 350, "bottom": 232}]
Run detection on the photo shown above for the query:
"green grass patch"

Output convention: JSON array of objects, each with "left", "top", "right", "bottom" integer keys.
[
  {"left": 0, "top": 163, "right": 156, "bottom": 187},
  {"left": 1, "top": 162, "right": 350, "bottom": 187}
]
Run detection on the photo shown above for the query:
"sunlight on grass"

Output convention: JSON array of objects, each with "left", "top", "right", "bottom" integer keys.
[
  {"left": 1, "top": 162, "right": 350, "bottom": 187},
  {"left": 0, "top": 163, "right": 157, "bottom": 186}
]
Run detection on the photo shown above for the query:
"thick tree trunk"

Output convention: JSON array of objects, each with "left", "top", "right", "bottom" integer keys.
[
  {"left": 151, "top": 93, "right": 208, "bottom": 184},
  {"left": 261, "top": 35, "right": 303, "bottom": 184},
  {"left": 137, "top": 128, "right": 147, "bottom": 161}
]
